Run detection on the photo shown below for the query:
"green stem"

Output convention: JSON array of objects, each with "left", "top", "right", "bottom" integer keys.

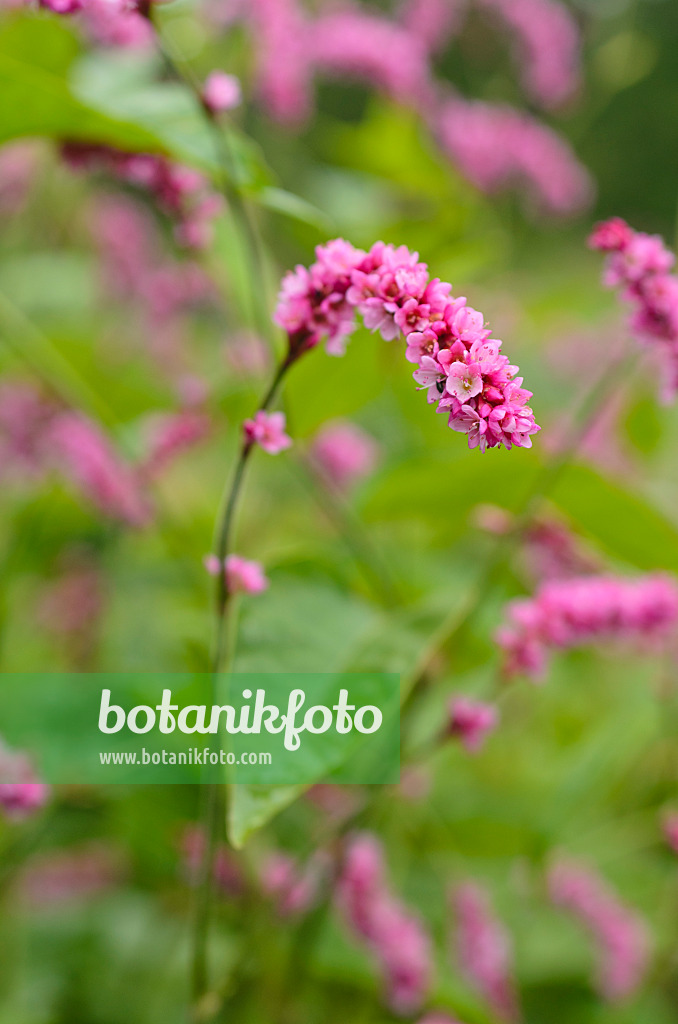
[
  {"left": 189, "top": 354, "right": 293, "bottom": 1020},
  {"left": 150, "top": 20, "right": 277, "bottom": 352}
]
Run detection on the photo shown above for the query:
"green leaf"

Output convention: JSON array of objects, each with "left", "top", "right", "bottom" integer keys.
[
  {"left": 552, "top": 464, "right": 678, "bottom": 573},
  {"left": 0, "top": 15, "right": 161, "bottom": 150},
  {"left": 255, "top": 186, "right": 333, "bottom": 231},
  {"left": 227, "top": 575, "right": 450, "bottom": 846}
]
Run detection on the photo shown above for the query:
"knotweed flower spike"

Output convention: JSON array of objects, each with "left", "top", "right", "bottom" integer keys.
[
  {"left": 448, "top": 697, "right": 498, "bottom": 752},
  {"left": 450, "top": 882, "right": 519, "bottom": 1022},
  {"left": 337, "top": 833, "right": 433, "bottom": 1014},
  {"left": 275, "top": 240, "right": 540, "bottom": 452},
  {"left": 496, "top": 573, "right": 678, "bottom": 681},
  {"left": 590, "top": 217, "right": 678, "bottom": 401},
  {"left": 548, "top": 860, "right": 649, "bottom": 1002}
]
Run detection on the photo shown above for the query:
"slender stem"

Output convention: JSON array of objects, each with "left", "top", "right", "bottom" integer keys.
[
  {"left": 189, "top": 354, "right": 293, "bottom": 1020},
  {"left": 149, "top": 17, "right": 277, "bottom": 351}
]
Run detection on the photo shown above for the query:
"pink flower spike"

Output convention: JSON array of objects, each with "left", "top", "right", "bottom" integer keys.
[
  {"left": 445, "top": 361, "right": 484, "bottom": 402},
  {"left": 225, "top": 555, "right": 268, "bottom": 595},
  {"left": 243, "top": 410, "right": 293, "bottom": 454},
  {"left": 449, "top": 697, "right": 499, "bottom": 753},
  {"left": 203, "top": 71, "right": 242, "bottom": 114}
]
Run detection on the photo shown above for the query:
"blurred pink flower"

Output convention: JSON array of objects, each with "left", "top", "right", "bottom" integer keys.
[
  {"left": 0, "top": 381, "right": 55, "bottom": 480},
  {"left": 19, "top": 844, "right": 121, "bottom": 906},
  {"left": 48, "top": 412, "right": 151, "bottom": 527},
  {"left": 399, "top": 0, "right": 467, "bottom": 54},
  {"left": 662, "top": 812, "right": 678, "bottom": 854},
  {"left": 243, "top": 410, "right": 292, "bottom": 454},
  {"left": 63, "top": 143, "right": 221, "bottom": 250},
  {"left": 478, "top": 0, "right": 581, "bottom": 108},
  {"left": 310, "top": 7, "right": 434, "bottom": 109},
  {"left": 337, "top": 832, "right": 434, "bottom": 1014},
  {"left": 38, "top": 553, "right": 105, "bottom": 667},
  {"left": 310, "top": 420, "right": 379, "bottom": 491},
  {"left": 450, "top": 881, "right": 519, "bottom": 1022},
  {"left": 139, "top": 410, "right": 212, "bottom": 479},
  {"left": 203, "top": 71, "right": 242, "bottom": 113},
  {"left": 448, "top": 697, "right": 498, "bottom": 752},
  {"left": 247, "top": 0, "right": 313, "bottom": 123},
  {"left": 80, "top": 0, "right": 153, "bottom": 49},
  {"left": 260, "top": 851, "right": 327, "bottom": 917},
  {"left": 496, "top": 573, "right": 678, "bottom": 680},
  {"left": 437, "top": 98, "right": 592, "bottom": 216},
  {"left": 0, "top": 141, "right": 43, "bottom": 216},
  {"left": 590, "top": 218, "right": 678, "bottom": 401},
  {"left": 224, "top": 332, "right": 271, "bottom": 377},
  {"left": 548, "top": 859, "right": 650, "bottom": 1002},
  {"left": 0, "top": 742, "right": 49, "bottom": 820}
]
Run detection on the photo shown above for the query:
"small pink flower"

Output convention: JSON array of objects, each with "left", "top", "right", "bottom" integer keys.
[
  {"left": 203, "top": 71, "right": 242, "bottom": 114},
  {"left": 445, "top": 361, "right": 484, "bottom": 402},
  {"left": 225, "top": 555, "right": 268, "bottom": 594},
  {"left": 204, "top": 554, "right": 222, "bottom": 577},
  {"left": 449, "top": 697, "right": 499, "bottom": 752},
  {"left": 243, "top": 410, "right": 292, "bottom": 454}
]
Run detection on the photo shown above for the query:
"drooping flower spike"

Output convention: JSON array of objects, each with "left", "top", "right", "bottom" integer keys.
[
  {"left": 590, "top": 217, "right": 678, "bottom": 401},
  {"left": 275, "top": 239, "right": 540, "bottom": 453}
]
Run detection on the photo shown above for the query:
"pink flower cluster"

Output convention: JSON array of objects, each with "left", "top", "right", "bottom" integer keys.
[
  {"left": 590, "top": 218, "right": 678, "bottom": 401},
  {"left": 336, "top": 833, "right": 433, "bottom": 1015},
  {"left": 448, "top": 697, "right": 498, "bottom": 752},
  {"left": 663, "top": 812, "right": 678, "bottom": 855},
  {"left": 310, "top": 420, "right": 379, "bottom": 491},
  {"left": 62, "top": 143, "right": 222, "bottom": 250},
  {"left": 478, "top": 0, "right": 580, "bottom": 108},
  {"left": 205, "top": 553, "right": 269, "bottom": 595},
  {"left": 548, "top": 859, "right": 649, "bottom": 1002},
  {"left": 437, "top": 99, "right": 593, "bottom": 216},
  {"left": 400, "top": 0, "right": 467, "bottom": 54},
  {"left": 450, "top": 882, "right": 519, "bottom": 1022},
  {"left": 496, "top": 573, "right": 678, "bottom": 681},
  {"left": 275, "top": 239, "right": 540, "bottom": 452}
]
